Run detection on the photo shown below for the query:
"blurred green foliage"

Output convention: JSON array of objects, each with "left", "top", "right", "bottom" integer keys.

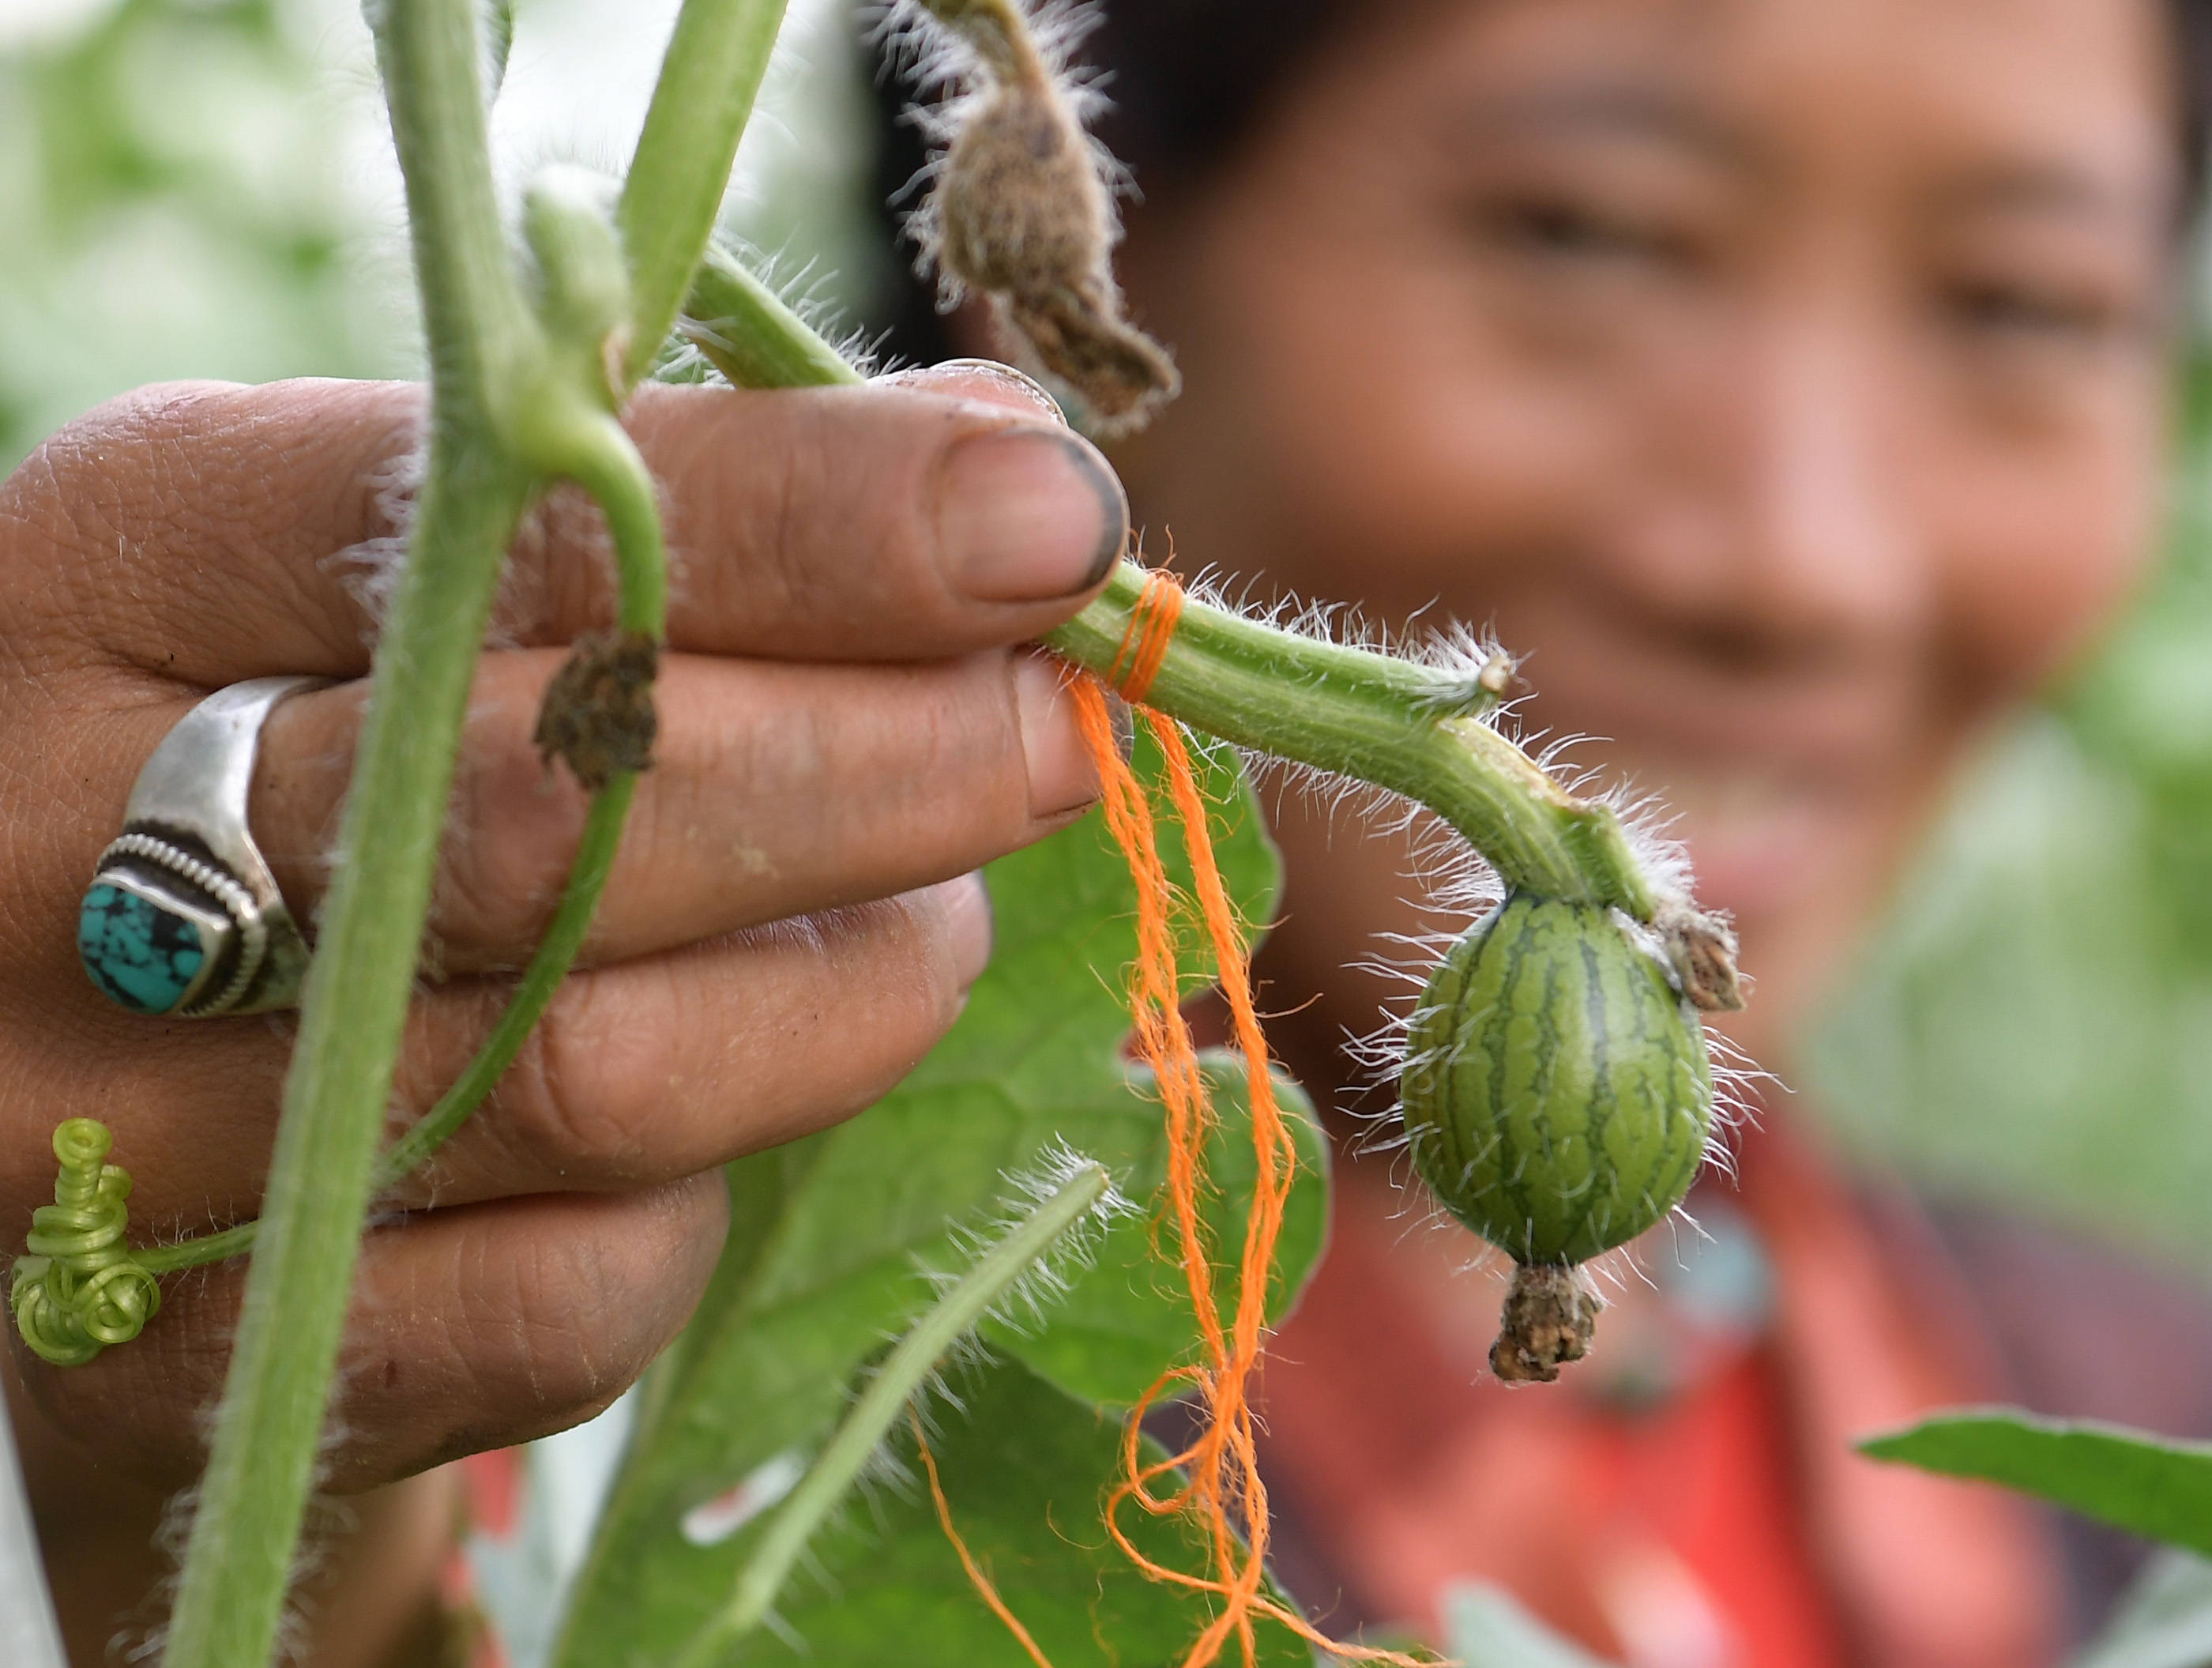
[
  {"left": 1808, "top": 363, "right": 2212, "bottom": 1267},
  {"left": 6, "top": 0, "right": 2211, "bottom": 1269},
  {"left": 0, "top": 0, "right": 406, "bottom": 466}
]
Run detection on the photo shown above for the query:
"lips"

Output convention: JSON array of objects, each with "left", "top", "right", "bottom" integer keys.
[{"left": 1638, "top": 764, "right": 1850, "bottom": 923}]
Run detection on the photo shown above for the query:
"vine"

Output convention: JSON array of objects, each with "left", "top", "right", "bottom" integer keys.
[{"left": 148, "top": 2, "right": 787, "bottom": 1662}]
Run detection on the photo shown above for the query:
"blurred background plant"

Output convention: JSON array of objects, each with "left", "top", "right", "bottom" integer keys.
[
  {"left": 6, "top": 0, "right": 2211, "bottom": 1273},
  {"left": 1805, "top": 363, "right": 2212, "bottom": 1265},
  {"left": 0, "top": 0, "right": 400, "bottom": 459}
]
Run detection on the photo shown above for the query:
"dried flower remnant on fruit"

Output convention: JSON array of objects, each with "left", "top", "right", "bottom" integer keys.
[
  {"left": 1657, "top": 898, "right": 1747, "bottom": 1013},
  {"left": 1492, "top": 1264, "right": 1601, "bottom": 1384},
  {"left": 535, "top": 629, "right": 660, "bottom": 792},
  {"left": 904, "top": 0, "right": 1179, "bottom": 431}
]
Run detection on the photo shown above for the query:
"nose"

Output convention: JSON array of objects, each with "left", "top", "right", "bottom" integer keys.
[{"left": 1611, "top": 302, "right": 1936, "bottom": 670}]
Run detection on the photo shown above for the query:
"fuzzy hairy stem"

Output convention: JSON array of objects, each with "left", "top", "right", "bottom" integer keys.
[
  {"left": 618, "top": 0, "right": 791, "bottom": 388},
  {"left": 670, "top": 1163, "right": 1112, "bottom": 1668},
  {"left": 70, "top": 0, "right": 767, "bottom": 1646},
  {"left": 683, "top": 242, "right": 867, "bottom": 389},
  {"left": 163, "top": 462, "right": 535, "bottom": 1668},
  {"left": 157, "top": 0, "right": 686, "bottom": 1658},
  {"left": 1046, "top": 565, "right": 1658, "bottom": 915},
  {"left": 160, "top": 0, "right": 538, "bottom": 1649},
  {"left": 373, "top": 774, "right": 638, "bottom": 1184}
]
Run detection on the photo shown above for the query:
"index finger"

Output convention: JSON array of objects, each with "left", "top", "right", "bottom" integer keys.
[{"left": 9, "top": 371, "right": 1127, "bottom": 688}]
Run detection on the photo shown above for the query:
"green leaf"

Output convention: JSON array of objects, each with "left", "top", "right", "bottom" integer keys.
[
  {"left": 720, "top": 1354, "right": 1314, "bottom": 1665},
  {"left": 1859, "top": 1408, "right": 2212, "bottom": 1557},
  {"left": 555, "top": 734, "right": 1330, "bottom": 1666}
]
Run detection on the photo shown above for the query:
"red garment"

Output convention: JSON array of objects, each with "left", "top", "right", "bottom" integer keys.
[{"left": 1252, "top": 1116, "right": 2062, "bottom": 1667}]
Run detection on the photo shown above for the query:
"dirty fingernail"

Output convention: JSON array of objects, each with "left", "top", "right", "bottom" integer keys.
[
  {"left": 1013, "top": 651, "right": 1102, "bottom": 819},
  {"left": 938, "top": 871, "right": 995, "bottom": 989},
  {"left": 938, "top": 425, "right": 1128, "bottom": 602}
]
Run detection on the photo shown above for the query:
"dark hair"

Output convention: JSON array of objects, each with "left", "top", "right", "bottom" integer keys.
[
  {"left": 868, "top": 0, "right": 2212, "bottom": 362},
  {"left": 2178, "top": 1, "right": 2212, "bottom": 197}
]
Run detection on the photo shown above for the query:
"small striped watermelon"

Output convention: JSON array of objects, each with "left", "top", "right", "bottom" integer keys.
[{"left": 1401, "top": 892, "right": 1714, "bottom": 1271}]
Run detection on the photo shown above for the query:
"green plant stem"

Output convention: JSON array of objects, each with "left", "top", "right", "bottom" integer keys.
[
  {"left": 134, "top": 1219, "right": 254, "bottom": 1278},
  {"left": 149, "top": 0, "right": 785, "bottom": 1651},
  {"left": 1047, "top": 564, "right": 1656, "bottom": 915},
  {"left": 671, "top": 1163, "right": 1112, "bottom": 1668},
  {"left": 376, "top": 776, "right": 639, "bottom": 1183},
  {"left": 670, "top": 278, "right": 1661, "bottom": 918},
  {"left": 159, "top": 2, "right": 543, "bottom": 1662},
  {"left": 542, "top": 416, "right": 669, "bottom": 630},
  {"left": 162, "top": 466, "right": 532, "bottom": 1666},
  {"left": 682, "top": 242, "right": 866, "bottom": 389},
  {"left": 619, "top": 0, "right": 791, "bottom": 389}
]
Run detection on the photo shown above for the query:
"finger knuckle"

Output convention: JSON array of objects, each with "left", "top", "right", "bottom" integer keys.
[
  {"left": 810, "top": 896, "right": 972, "bottom": 1067},
  {"left": 457, "top": 1185, "right": 721, "bottom": 1415},
  {"left": 502, "top": 969, "right": 677, "bottom": 1180}
]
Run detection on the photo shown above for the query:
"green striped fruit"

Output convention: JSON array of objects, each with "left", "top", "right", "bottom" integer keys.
[{"left": 1401, "top": 892, "right": 1713, "bottom": 1269}]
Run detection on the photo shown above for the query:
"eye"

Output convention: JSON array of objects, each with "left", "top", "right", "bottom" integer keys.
[
  {"left": 1941, "top": 279, "right": 2120, "bottom": 346},
  {"left": 1477, "top": 193, "right": 1691, "bottom": 270}
]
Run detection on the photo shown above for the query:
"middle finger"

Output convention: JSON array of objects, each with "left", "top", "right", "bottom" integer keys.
[{"left": 225, "top": 644, "right": 1097, "bottom": 973}]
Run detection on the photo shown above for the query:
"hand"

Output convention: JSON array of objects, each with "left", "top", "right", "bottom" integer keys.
[{"left": 0, "top": 363, "right": 1123, "bottom": 1661}]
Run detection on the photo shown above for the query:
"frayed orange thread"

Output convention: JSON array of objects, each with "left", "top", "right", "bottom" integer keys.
[
  {"left": 912, "top": 1409, "right": 1058, "bottom": 1668},
  {"left": 917, "top": 563, "right": 1421, "bottom": 1666},
  {"left": 1055, "top": 569, "right": 1428, "bottom": 1668}
]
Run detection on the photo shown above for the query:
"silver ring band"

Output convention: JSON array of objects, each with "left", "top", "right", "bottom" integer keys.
[{"left": 78, "top": 676, "right": 331, "bottom": 1018}]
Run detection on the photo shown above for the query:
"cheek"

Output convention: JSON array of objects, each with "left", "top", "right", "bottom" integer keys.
[
  {"left": 1161, "top": 198, "right": 1625, "bottom": 612},
  {"left": 1936, "top": 425, "right": 2162, "bottom": 698}
]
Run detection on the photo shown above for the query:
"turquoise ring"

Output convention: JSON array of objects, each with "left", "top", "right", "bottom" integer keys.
[{"left": 78, "top": 676, "right": 330, "bottom": 1018}]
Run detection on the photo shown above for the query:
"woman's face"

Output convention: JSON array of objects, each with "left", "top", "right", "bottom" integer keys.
[{"left": 1111, "top": 0, "right": 2178, "bottom": 1070}]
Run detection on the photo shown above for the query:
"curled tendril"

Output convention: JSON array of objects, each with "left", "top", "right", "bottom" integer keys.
[{"left": 11, "top": 1118, "right": 160, "bottom": 1365}]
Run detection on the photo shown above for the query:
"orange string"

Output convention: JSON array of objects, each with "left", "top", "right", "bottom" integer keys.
[
  {"left": 1108, "top": 567, "right": 1185, "bottom": 706},
  {"left": 918, "top": 559, "right": 1420, "bottom": 1665},
  {"left": 912, "top": 1410, "right": 1059, "bottom": 1668},
  {"left": 1064, "top": 618, "right": 1428, "bottom": 1668}
]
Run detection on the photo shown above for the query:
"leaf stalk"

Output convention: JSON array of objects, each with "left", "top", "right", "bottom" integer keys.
[
  {"left": 670, "top": 1162, "right": 1113, "bottom": 1668},
  {"left": 618, "top": 0, "right": 792, "bottom": 388}
]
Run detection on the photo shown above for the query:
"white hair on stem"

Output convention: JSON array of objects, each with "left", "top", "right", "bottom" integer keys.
[
  {"left": 664, "top": 235, "right": 893, "bottom": 384},
  {"left": 908, "top": 1138, "right": 1139, "bottom": 1336}
]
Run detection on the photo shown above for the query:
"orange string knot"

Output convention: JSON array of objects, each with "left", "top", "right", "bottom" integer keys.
[{"left": 1107, "top": 567, "right": 1186, "bottom": 706}]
